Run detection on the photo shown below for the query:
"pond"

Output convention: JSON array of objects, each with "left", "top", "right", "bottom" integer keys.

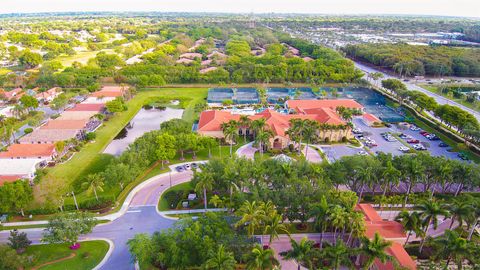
[{"left": 103, "top": 107, "right": 184, "bottom": 156}]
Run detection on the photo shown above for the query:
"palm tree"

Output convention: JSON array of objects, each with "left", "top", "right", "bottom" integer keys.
[
  {"left": 236, "top": 201, "right": 265, "bottom": 237},
  {"left": 281, "top": 237, "right": 315, "bottom": 270},
  {"left": 329, "top": 205, "right": 347, "bottom": 244},
  {"left": 303, "top": 120, "right": 318, "bottom": 158},
  {"left": 221, "top": 120, "right": 238, "bottom": 157},
  {"left": 204, "top": 244, "right": 236, "bottom": 270},
  {"left": 416, "top": 200, "right": 450, "bottom": 253},
  {"left": 448, "top": 199, "right": 474, "bottom": 229},
  {"left": 246, "top": 244, "right": 279, "bottom": 270},
  {"left": 239, "top": 115, "right": 251, "bottom": 143},
  {"left": 346, "top": 211, "right": 366, "bottom": 247},
  {"left": 256, "top": 129, "right": 273, "bottom": 156},
  {"left": 356, "top": 166, "right": 374, "bottom": 203},
  {"left": 251, "top": 118, "right": 267, "bottom": 139},
  {"left": 194, "top": 171, "right": 214, "bottom": 210},
  {"left": 466, "top": 196, "right": 480, "bottom": 241},
  {"left": 322, "top": 240, "right": 356, "bottom": 270},
  {"left": 81, "top": 174, "right": 105, "bottom": 201},
  {"left": 12, "top": 104, "right": 25, "bottom": 119},
  {"left": 309, "top": 196, "right": 329, "bottom": 246},
  {"left": 430, "top": 230, "right": 472, "bottom": 270},
  {"left": 264, "top": 213, "right": 289, "bottom": 244},
  {"left": 395, "top": 210, "right": 421, "bottom": 246},
  {"left": 380, "top": 160, "right": 401, "bottom": 197},
  {"left": 358, "top": 233, "right": 392, "bottom": 270}
]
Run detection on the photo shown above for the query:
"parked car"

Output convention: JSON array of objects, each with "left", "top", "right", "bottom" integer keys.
[
  {"left": 175, "top": 166, "right": 185, "bottom": 172},
  {"left": 407, "top": 139, "right": 419, "bottom": 144},
  {"left": 357, "top": 151, "right": 368, "bottom": 156},
  {"left": 398, "top": 146, "right": 410, "bottom": 152},
  {"left": 184, "top": 164, "right": 191, "bottom": 170},
  {"left": 413, "top": 144, "right": 427, "bottom": 151},
  {"left": 439, "top": 142, "right": 448, "bottom": 147},
  {"left": 457, "top": 153, "right": 469, "bottom": 160},
  {"left": 191, "top": 162, "right": 198, "bottom": 169},
  {"left": 410, "top": 125, "right": 421, "bottom": 131},
  {"left": 419, "top": 131, "right": 429, "bottom": 136}
]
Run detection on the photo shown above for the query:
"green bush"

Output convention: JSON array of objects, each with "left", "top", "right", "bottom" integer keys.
[
  {"left": 85, "top": 132, "right": 96, "bottom": 141},
  {"left": 79, "top": 196, "right": 114, "bottom": 210},
  {"left": 164, "top": 190, "right": 187, "bottom": 209},
  {"left": 24, "top": 128, "right": 33, "bottom": 134}
]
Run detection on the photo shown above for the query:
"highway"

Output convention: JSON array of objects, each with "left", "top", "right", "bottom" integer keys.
[{"left": 353, "top": 61, "right": 480, "bottom": 122}]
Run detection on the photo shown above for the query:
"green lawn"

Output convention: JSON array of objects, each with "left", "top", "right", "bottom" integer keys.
[
  {"left": 34, "top": 88, "right": 207, "bottom": 207},
  {"left": 56, "top": 49, "right": 114, "bottom": 67},
  {"left": 24, "top": 240, "right": 109, "bottom": 270}
]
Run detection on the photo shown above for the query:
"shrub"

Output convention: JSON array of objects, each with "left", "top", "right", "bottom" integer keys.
[
  {"left": 341, "top": 136, "right": 348, "bottom": 142},
  {"left": 85, "top": 132, "right": 96, "bottom": 141},
  {"left": 24, "top": 128, "right": 33, "bottom": 134},
  {"left": 163, "top": 190, "right": 186, "bottom": 209},
  {"left": 82, "top": 252, "right": 91, "bottom": 259},
  {"left": 324, "top": 137, "right": 330, "bottom": 143},
  {"left": 79, "top": 196, "right": 114, "bottom": 210}
]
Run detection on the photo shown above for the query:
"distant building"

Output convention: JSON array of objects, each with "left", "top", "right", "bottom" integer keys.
[
  {"left": 362, "top": 113, "right": 382, "bottom": 126},
  {"left": 0, "top": 143, "right": 57, "bottom": 161},
  {"left": 36, "top": 87, "right": 62, "bottom": 102}
]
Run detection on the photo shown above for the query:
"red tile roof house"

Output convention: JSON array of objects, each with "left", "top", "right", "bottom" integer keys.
[
  {"left": 197, "top": 107, "right": 352, "bottom": 150},
  {"left": 1, "top": 87, "right": 23, "bottom": 101},
  {"left": 19, "top": 129, "right": 80, "bottom": 144},
  {"left": 67, "top": 103, "right": 105, "bottom": 113},
  {"left": 0, "top": 143, "right": 57, "bottom": 161},
  {"left": 35, "top": 87, "right": 62, "bottom": 103},
  {"left": 357, "top": 204, "right": 417, "bottom": 270}
]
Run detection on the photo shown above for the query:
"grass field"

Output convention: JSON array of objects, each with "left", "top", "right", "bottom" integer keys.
[
  {"left": 158, "top": 182, "right": 194, "bottom": 211},
  {"left": 33, "top": 88, "right": 207, "bottom": 207},
  {"left": 24, "top": 240, "right": 109, "bottom": 270},
  {"left": 56, "top": 49, "right": 115, "bottom": 67}
]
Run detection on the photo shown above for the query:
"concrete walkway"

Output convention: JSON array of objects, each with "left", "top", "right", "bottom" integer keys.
[{"left": 302, "top": 145, "right": 323, "bottom": 163}]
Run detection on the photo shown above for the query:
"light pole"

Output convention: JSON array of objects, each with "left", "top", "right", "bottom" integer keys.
[
  {"left": 169, "top": 171, "right": 172, "bottom": 188},
  {"left": 72, "top": 191, "right": 79, "bottom": 210}
]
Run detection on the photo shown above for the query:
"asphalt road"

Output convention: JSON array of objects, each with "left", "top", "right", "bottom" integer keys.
[
  {"left": 354, "top": 61, "right": 480, "bottom": 122},
  {"left": 0, "top": 170, "right": 195, "bottom": 270}
]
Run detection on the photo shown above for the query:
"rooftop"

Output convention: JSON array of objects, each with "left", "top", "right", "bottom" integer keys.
[
  {"left": 90, "top": 90, "right": 123, "bottom": 98},
  {"left": 0, "top": 159, "right": 43, "bottom": 176},
  {"left": 0, "top": 144, "right": 56, "bottom": 158},
  {"left": 286, "top": 99, "right": 364, "bottom": 112},
  {"left": 40, "top": 119, "right": 87, "bottom": 130},
  {"left": 58, "top": 111, "right": 97, "bottom": 121},
  {"left": 67, "top": 103, "right": 105, "bottom": 112},
  {"left": 19, "top": 129, "right": 79, "bottom": 143}
]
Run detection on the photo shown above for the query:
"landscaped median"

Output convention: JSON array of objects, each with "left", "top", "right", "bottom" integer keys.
[{"left": 24, "top": 240, "right": 110, "bottom": 270}]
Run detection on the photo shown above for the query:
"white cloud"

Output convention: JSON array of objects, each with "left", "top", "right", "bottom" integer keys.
[{"left": 1, "top": 0, "right": 479, "bottom": 17}]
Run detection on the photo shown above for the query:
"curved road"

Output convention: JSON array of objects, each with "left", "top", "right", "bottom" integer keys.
[
  {"left": 0, "top": 170, "right": 194, "bottom": 270},
  {"left": 354, "top": 61, "right": 480, "bottom": 122}
]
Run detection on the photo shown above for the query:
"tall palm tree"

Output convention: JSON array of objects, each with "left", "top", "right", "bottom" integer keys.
[
  {"left": 81, "top": 174, "right": 105, "bottom": 201},
  {"left": 430, "top": 230, "right": 472, "bottom": 270},
  {"left": 356, "top": 166, "right": 374, "bottom": 203},
  {"left": 256, "top": 129, "right": 273, "bottom": 156},
  {"left": 346, "top": 211, "right": 366, "bottom": 247},
  {"left": 381, "top": 160, "right": 401, "bottom": 196},
  {"left": 395, "top": 210, "right": 421, "bottom": 246},
  {"left": 239, "top": 115, "right": 251, "bottom": 143},
  {"left": 221, "top": 120, "right": 238, "bottom": 158},
  {"left": 448, "top": 199, "right": 474, "bottom": 229},
  {"left": 415, "top": 200, "right": 450, "bottom": 253},
  {"left": 236, "top": 201, "right": 265, "bottom": 237},
  {"left": 404, "top": 158, "right": 424, "bottom": 206},
  {"left": 358, "top": 233, "right": 392, "bottom": 270},
  {"left": 264, "top": 213, "right": 289, "bottom": 244},
  {"left": 309, "top": 196, "right": 329, "bottom": 246},
  {"left": 204, "top": 244, "right": 237, "bottom": 270},
  {"left": 281, "top": 237, "right": 315, "bottom": 270},
  {"left": 246, "top": 244, "right": 279, "bottom": 270},
  {"left": 322, "top": 240, "right": 356, "bottom": 270},
  {"left": 466, "top": 196, "right": 480, "bottom": 241},
  {"left": 329, "top": 205, "right": 347, "bottom": 244},
  {"left": 194, "top": 171, "right": 214, "bottom": 210},
  {"left": 303, "top": 120, "right": 318, "bottom": 158},
  {"left": 251, "top": 118, "right": 267, "bottom": 139}
]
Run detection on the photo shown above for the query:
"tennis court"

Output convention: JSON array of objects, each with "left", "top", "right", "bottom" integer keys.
[
  {"left": 291, "top": 87, "right": 317, "bottom": 99},
  {"left": 207, "top": 88, "right": 234, "bottom": 103},
  {"left": 235, "top": 88, "right": 260, "bottom": 104},
  {"left": 267, "top": 88, "right": 290, "bottom": 104}
]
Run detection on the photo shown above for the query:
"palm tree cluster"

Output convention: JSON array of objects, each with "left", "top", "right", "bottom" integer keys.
[
  {"left": 396, "top": 196, "right": 480, "bottom": 256},
  {"left": 282, "top": 232, "right": 393, "bottom": 270}
]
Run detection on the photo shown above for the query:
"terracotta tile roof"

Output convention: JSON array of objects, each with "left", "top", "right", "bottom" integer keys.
[
  {"left": 363, "top": 113, "right": 381, "bottom": 123},
  {"left": 100, "top": 86, "right": 127, "bottom": 92},
  {"left": 67, "top": 103, "right": 105, "bottom": 112},
  {"left": 198, "top": 108, "right": 346, "bottom": 138},
  {"left": 287, "top": 99, "right": 364, "bottom": 112},
  {"left": 0, "top": 175, "right": 22, "bottom": 186},
  {"left": 58, "top": 111, "right": 97, "bottom": 121},
  {"left": 180, "top": 52, "right": 202, "bottom": 59},
  {"left": 357, "top": 204, "right": 416, "bottom": 270},
  {"left": 0, "top": 144, "right": 56, "bottom": 158},
  {"left": 40, "top": 120, "right": 87, "bottom": 130},
  {"left": 90, "top": 90, "right": 123, "bottom": 98},
  {"left": 200, "top": 67, "right": 218, "bottom": 74},
  {"left": 19, "top": 129, "right": 79, "bottom": 143},
  {"left": 35, "top": 87, "right": 61, "bottom": 100},
  {"left": 176, "top": 58, "right": 194, "bottom": 64},
  {"left": 3, "top": 88, "right": 23, "bottom": 99}
]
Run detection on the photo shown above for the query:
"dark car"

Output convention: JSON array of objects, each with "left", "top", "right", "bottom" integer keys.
[
  {"left": 191, "top": 163, "right": 198, "bottom": 169},
  {"left": 175, "top": 166, "right": 185, "bottom": 172},
  {"left": 407, "top": 139, "right": 419, "bottom": 144},
  {"left": 439, "top": 142, "right": 448, "bottom": 147},
  {"left": 457, "top": 153, "right": 469, "bottom": 160}
]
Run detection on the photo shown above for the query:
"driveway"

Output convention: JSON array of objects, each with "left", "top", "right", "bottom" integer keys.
[
  {"left": 302, "top": 145, "right": 323, "bottom": 163},
  {"left": 319, "top": 144, "right": 364, "bottom": 162},
  {"left": 0, "top": 170, "right": 196, "bottom": 270},
  {"left": 236, "top": 142, "right": 257, "bottom": 160}
]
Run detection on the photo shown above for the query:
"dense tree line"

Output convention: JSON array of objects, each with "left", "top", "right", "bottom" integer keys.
[{"left": 344, "top": 43, "right": 480, "bottom": 77}]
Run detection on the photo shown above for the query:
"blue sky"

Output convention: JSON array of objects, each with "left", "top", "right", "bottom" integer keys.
[{"left": 1, "top": 0, "right": 479, "bottom": 18}]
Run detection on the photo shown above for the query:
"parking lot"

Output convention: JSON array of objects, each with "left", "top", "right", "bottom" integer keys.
[
  {"left": 353, "top": 118, "right": 461, "bottom": 160},
  {"left": 319, "top": 145, "right": 365, "bottom": 162}
]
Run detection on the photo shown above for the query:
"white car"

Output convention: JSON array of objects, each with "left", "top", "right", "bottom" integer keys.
[
  {"left": 410, "top": 125, "right": 421, "bottom": 131},
  {"left": 398, "top": 146, "right": 410, "bottom": 152},
  {"left": 357, "top": 151, "right": 368, "bottom": 156}
]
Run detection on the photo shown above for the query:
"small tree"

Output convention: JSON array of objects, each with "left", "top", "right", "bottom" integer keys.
[
  {"left": 156, "top": 133, "right": 177, "bottom": 168},
  {"left": 7, "top": 230, "right": 31, "bottom": 254},
  {"left": 42, "top": 212, "right": 97, "bottom": 248}
]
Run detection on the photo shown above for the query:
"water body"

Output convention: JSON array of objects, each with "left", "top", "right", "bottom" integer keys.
[{"left": 103, "top": 107, "right": 184, "bottom": 156}]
